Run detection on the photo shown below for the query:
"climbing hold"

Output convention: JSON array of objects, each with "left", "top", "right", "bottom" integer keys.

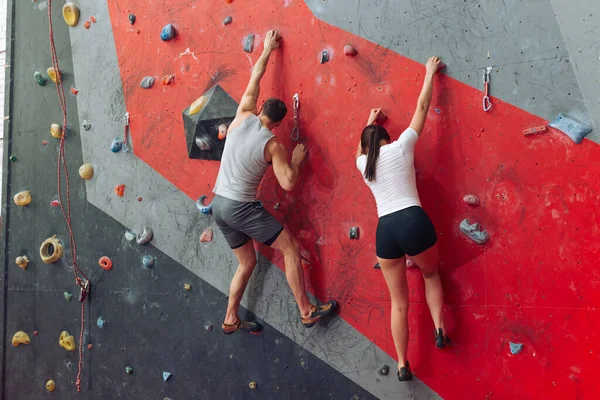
[
  {"left": 12, "top": 331, "right": 30, "bottom": 347},
  {"left": 136, "top": 226, "right": 153, "bottom": 244},
  {"left": 51, "top": 200, "right": 60, "bottom": 207},
  {"left": 549, "top": 113, "right": 592, "bottom": 144},
  {"left": 71, "top": 86, "right": 79, "bottom": 95},
  {"left": 125, "top": 366, "right": 133, "bottom": 374},
  {"left": 196, "top": 195, "right": 213, "bottom": 215},
  {"left": 373, "top": 262, "right": 380, "bottom": 269},
  {"left": 200, "top": 228, "right": 213, "bottom": 243},
  {"left": 522, "top": 125, "right": 547, "bottom": 137},
  {"left": 406, "top": 259, "right": 416, "bottom": 268},
  {"left": 459, "top": 219, "right": 489, "bottom": 245},
  {"left": 204, "top": 324, "right": 213, "bottom": 332},
  {"left": 97, "top": 316, "right": 106, "bottom": 328},
  {"left": 15, "top": 256, "right": 29, "bottom": 270},
  {"left": 82, "top": 120, "right": 91, "bottom": 131},
  {"left": 59, "top": 330, "right": 76, "bottom": 352},
  {"left": 142, "top": 255, "right": 155, "bottom": 269},
  {"left": 510, "top": 342, "right": 524, "bottom": 355},
  {"left": 34, "top": 71, "right": 46, "bottom": 86},
  {"left": 243, "top": 34, "right": 255, "bottom": 53},
  {"left": 226, "top": 0, "right": 234, "bottom": 3},
  {"left": 320, "top": 49, "right": 329, "bottom": 64},
  {"left": 162, "top": 371, "right": 172, "bottom": 382},
  {"left": 378, "top": 364, "right": 389, "bottom": 376},
  {"left": 62, "top": 2, "right": 80, "bottom": 27},
  {"left": 124, "top": 231, "right": 136, "bottom": 242},
  {"left": 84, "top": 20, "right": 91, "bottom": 29},
  {"left": 137, "top": 197, "right": 143, "bottom": 202},
  {"left": 140, "top": 76, "right": 155, "bottom": 89},
  {"left": 162, "top": 74, "right": 175, "bottom": 85},
  {"left": 98, "top": 256, "right": 112, "bottom": 271},
  {"left": 9, "top": 154, "right": 16, "bottom": 162},
  {"left": 184, "top": 283, "right": 192, "bottom": 291},
  {"left": 46, "top": 380, "right": 55, "bottom": 392},
  {"left": 47, "top": 67, "right": 62, "bottom": 84},
  {"left": 50, "top": 123, "right": 63, "bottom": 138},
  {"left": 115, "top": 184, "right": 125, "bottom": 197},
  {"left": 463, "top": 194, "right": 480, "bottom": 206},
  {"left": 128, "top": 14, "right": 136, "bottom": 25},
  {"left": 90, "top": 16, "right": 97, "bottom": 23},
  {"left": 42, "top": 140, "right": 48, "bottom": 145},
  {"left": 88, "top": 344, "right": 93, "bottom": 350},
  {"left": 79, "top": 163, "right": 94, "bottom": 180},
  {"left": 218, "top": 123, "right": 228, "bottom": 140},
  {"left": 13, "top": 190, "right": 32, "bottom": 206},
  {"left": 111, "top": 137, "right": 123, "bottom": 152},
  {"left": 434, "top": 108, "right": 441, "bottom": 114},
  {"left": 160, "top": 24, "right": 176, "bottom": 41},
  {"left": 223, "top": 16, "right": 232, "bottom": 25},
  {"left": 344, "top": 45, "right": 357, "bottom": 56},
  {"left": 64, "top": 291, "right": 73, "bottom": 301},
  {"left": 40, "top": 235, "right": 64, "bottom": 264},
  {"left": 195, "top": 137, "right": 212, "bottom": 151},
  {"left": 33, "top": 331, "right": 38, "bottom": 336},
  {"left": 249, "top": 382, "right": 257, "bottom": 389},
  {"left": 349, "top": 226, "right": 359, "bottom": 240},
  {"left": 189, "top": 95, "right": 208, "bottom": 115}
]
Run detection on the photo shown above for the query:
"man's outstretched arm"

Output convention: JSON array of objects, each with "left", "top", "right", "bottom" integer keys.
[{"left": 238, "top": 30, "right": 281, "bottom": 116}]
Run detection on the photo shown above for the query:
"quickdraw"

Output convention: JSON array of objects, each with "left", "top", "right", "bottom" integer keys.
[
  {"left": 291, "top": 93, "right": 300, "bottom": 141},
  {"left": 123, "top": 112, "right": 131, "bottom": 152},
  {"left": 482, "top": 66, "right": 493, "bottom": 112}
]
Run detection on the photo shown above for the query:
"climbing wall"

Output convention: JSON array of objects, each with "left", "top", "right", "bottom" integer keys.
[{"left": 2, "top": 0, "right": 599, "bottom": 399}]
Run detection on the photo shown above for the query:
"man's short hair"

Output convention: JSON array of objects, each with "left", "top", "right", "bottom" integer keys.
[{"left": 261, "top": 98, "right": 287, "bottom": 123}]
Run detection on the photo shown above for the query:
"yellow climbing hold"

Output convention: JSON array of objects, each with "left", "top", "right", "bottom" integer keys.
[
  {"left": 15, "top": 256, "right": 29, "bottom": 270},
  {"left": 40, "top": 235, "right": 64, "bottom": 264},
  {"left": 13, "top": 190, "right": 32, "bottom": 206},
  {"left": 62, "top": 2, "right": 80, "bottom": 27},
  {"left": 46, "top": 380, "right": 55, "bottom": 392},
  {"left": 189, "top": 95, "right": 208, "bottom": 115},
  {"left": 50, "top": 123, "right": 63, "bottom": 138},
  {"left": 79, "top": 163, "right": 94, "bottom": 180},
  {"left": 59, "top": 330, "right": 76, "bottom": 352},
  {"left": 47, "top": 67, "right": 62, "bottom": 84},
  {"left": 12, "top": 331, "right": 31, "bottom": 347}
]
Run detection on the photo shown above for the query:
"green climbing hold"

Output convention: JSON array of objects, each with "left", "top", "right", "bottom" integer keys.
[
  {"left": 64, "top": 291, "right": 73, "bottom": 301},
  {"left": 9, "top": 155, "right": 17, "bottom": 162},
  {"left": 34, "top": 71, "right": 47, "bottom": 86},
  {"left": 125, "top": 366, "right": 133, "bottom": 374}
]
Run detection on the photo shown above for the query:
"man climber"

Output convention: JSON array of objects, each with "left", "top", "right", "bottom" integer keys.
[{"left": 212, "top": 30, "right": 337, "bottom": 334}]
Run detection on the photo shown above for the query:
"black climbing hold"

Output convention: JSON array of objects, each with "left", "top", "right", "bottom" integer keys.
[
  {"left": 373, "top": 262, "right": 380, "bottom": 269},
  {"left": 349, "top": 226, "right": 359, "bottom": 240},
  {"left": 128, "top": 14, "right": 136, "bottom": 25},
  {"left": 378, "top": 364, "right": 389, "bottom": 376},
  {"left": 244, "top": 34, "right": 255, "bottom": 53},
  {"left": 223, "top": 16, "right": 232, "bottom": 25},
  {"left": 320, "top": 49, "right": 329, "bottom": 64}
]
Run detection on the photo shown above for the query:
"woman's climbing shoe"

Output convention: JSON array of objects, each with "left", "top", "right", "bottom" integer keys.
[
  {"left": 301, "top": 300, "right": 338, "bottom": 328},
  {"left": 397, "top": 361, "right": 413, "bottom": 381},
  {"left": 222, "top": 318, "right": 262, "bottom": 335},
  {"left": 435, "top": 328, "right": 452, "bottom": 349}
]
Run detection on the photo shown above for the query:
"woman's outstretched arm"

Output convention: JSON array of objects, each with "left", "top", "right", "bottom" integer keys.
[{"left": 409, "top": 56, "right": 442, "bottom": 136}]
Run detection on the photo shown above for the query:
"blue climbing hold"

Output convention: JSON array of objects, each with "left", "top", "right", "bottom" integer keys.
[
  {"left": 196, "top": 195, "right": 213, "bottom": 215},
  {"left": 142, "top": 255, "right": 155, "bottom": 269},
  {"left": 162, "top": 371, "right": 172, "bottom": 382},
  {"left": 160, "top": 24, "right": 176, "bottom": 41},
  {"left": 97, "top": 316, "right": 106, "bottom": 328},
  {"left": 223, "top": 16, "right": 232, "bottom": 25},
  {"left": 509, "top": 342, "right": 523, "bottom": 355},
  {"left": 111, "top": 137, "right": 123, "bottom": 153},
  {"left": 549, "top": 113, "right": 592, "bottom": 144}
]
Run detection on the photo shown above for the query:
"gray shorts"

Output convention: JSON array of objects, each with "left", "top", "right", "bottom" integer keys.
[{"left": 212, "top": 195, "right": 284, "bottom": 249}]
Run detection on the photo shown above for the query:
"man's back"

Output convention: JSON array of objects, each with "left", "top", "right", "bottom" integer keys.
[{"left": 213, "top": 114, "right": 274, "bottom": 202}]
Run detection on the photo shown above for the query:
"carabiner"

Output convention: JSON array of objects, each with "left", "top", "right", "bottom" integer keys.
[
  {"left": 483, "top": 96, "right": 492, "bottom": 112},
  {"left": 291, "top": 93, "right": 300, "bottom": 141}
]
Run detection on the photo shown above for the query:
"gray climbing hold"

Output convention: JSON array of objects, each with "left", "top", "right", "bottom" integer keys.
[
  {"left": 128, "top": 14, "right": 136, "bottom": 25},
  {"left": 64, "top": 291, "right": 73, "bottom": 301},
  {"left": 243, "top": 34, "right": 255, "bottom": 53},
  {"left": 320, "top": 49, "right": 329, "bottom": 64},
  {"left": 195, "top": 137, "right": 212, "bottom": 151},
  {"left": 124, "top": 231, "right": 136, "bottom": 242},
  {"left": 204, "top": 324, "right": 213, "bottom": 332},
  {"left": 162, "top": 371, "right": 172, "bottom": 382},
  {"left": 349, "top": 226, "right": 359, "bottom": 240},
  {"left": 82, "top": 120, "right": 91, "bottom": 131},
  {"left": 142, "top": 255, "right": 155, "bottom": 269},
  {"left": 459, "top": 219, "right": 489, "bottom": 245},
  {"left": 136, "top": 226, "right": 153, "bottom": 245},
  {"left": 509, "top": 342, "right": 523, "bottom": 355},
  {"left": 140, "top": 76, "right": 155, "bottom": 89},
  {"left": 549, "top": 113, "right": 592, "bottom": 144},
  {"left": 97, "top": 316, "right": 106, "bottom": 328},
  {"left": 378, "top": 364, "right": 389, "bottom": 376},
  {"left": 223, "top": 16, "right": 232, "bottom": 25},
  {"left": 125, "top": 366, "right": 133, "bottom": 374}
]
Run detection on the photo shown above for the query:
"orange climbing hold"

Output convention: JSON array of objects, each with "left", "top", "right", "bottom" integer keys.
[
  {"left": 84, "top": 20, "right": 91, "bottom": 29},
  {"left": 90, "top": 16, "right": 97, "bottom": 23},
  {"left": 200, "top": 228, "right": 213, "bottom": 242},
  {"left": 162, "top": 74, "right": 175, "bottom": 85},
  {"left": 225, "top": 0, "right": 234, "bottom": 3},
  {"left": 115, "top": 184, "right": 125, "bottom": 197},
  {"left": 71, "top": 86, "right": 79, "bottom": 95},
  {"left": 98, "top": 256, "right": 113, "bottom": 271}
]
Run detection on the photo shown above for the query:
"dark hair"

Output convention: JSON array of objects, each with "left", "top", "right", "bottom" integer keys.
[
  {"left": 361, "top": 125, "right": 391, "bottom": 182},
  {"left": 261, "top": 98, "right": 288, "bottom": 123}
]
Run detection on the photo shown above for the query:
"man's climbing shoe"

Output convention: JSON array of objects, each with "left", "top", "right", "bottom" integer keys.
[
  {"left": 301, "top": 300, "right": 338, "bottom": 328},
  {"left": 222, "top": 318, "right": 262, "bottom": 335},
  {"left": 397, "top": 361, "right": 413, "bottom": 381},
  {"left": 435, "top": 328, "right": 452, "bottom": 349}
]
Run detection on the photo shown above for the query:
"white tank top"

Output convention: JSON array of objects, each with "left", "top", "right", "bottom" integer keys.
[{"left": 356, "top": 128, "right": 421, "bottom": 217}]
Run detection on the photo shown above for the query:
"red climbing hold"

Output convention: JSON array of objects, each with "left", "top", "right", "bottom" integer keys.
[
  {"left": 88, "top": 344, "right": 93, "bottom": 350},
  {"left": 463, "top": 194, "right": 480, "bottom": 206},
  {"left": 42, "top": 140, "right": 48, "bottom": 145},
  {"left": 71, "top": 86, "right": 79, "bottom": 95},
  {"left": 99, "top": 256, "right": 113, "bottom": 271},
  {"left": 162, "top": 74, "right": 175, "bottom": 85},
  {"left": 33, "top": 331, "right": 38, "bottom": 336},
  {"left": 115, "top": 184, "right": 125, "bottom": 197},
  {"left": 90, "top": 16, "right": 97, "bottom": 23},
  {"left": 344, "top": 45, "right": 357, "bottom": 56},
  {"left": 200, "top": 228, "right": 213, "bottom": 242},
  {"left": 84, "top": 20, "right": 91, "bottom": 29},
  {"left": 51, "top": 200, "right": 60, "bottom": 207},
  {"left": 137, "top": 197, "right": 143, "bottom": 202}
]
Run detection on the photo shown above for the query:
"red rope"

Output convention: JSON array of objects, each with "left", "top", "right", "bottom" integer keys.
[{"left": 47, "top": 0, "right": 90, "bottom": 392}]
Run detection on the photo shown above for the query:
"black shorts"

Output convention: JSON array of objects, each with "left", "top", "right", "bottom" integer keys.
[{"left": 376, "top": 206, "right": 438, "bottom": 259}]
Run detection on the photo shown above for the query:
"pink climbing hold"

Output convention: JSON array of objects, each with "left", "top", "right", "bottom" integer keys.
[
  {"left": 200, "top": 228, "right": 213, "bottom": 243},
  {"left": 51, "top": 200, "right": 60, "bottom": 207},
  {"left": 344, "top": 45, "right": 357, "bottom": 56},
  {"left": 463, "top": 194, "right": 480, "bottom": 206}
]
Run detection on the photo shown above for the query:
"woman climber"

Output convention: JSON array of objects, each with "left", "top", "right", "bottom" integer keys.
[{"left": 354, "top": 56, "right": 450, "bottom": 382}]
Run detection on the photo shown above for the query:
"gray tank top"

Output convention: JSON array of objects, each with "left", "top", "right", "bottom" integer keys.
[{"left": 213, "top": 114, "right": 275, "bottom": 202}]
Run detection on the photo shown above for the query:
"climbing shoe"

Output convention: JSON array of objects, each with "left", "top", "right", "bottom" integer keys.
[
  {"left": 301, "top": 300, "right": 338, "bottom": 328},
  {"left": 397, "top": 362, "right": 413, "bottom": 381},
  {"left": 222, "top": 318, "right": 262, "bottom": 335},
  {"left": 434, "top": 328, "right": 452, "bottom": 349}
]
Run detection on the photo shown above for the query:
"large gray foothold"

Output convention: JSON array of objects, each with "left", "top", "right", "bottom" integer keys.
[
  {"left": 140, "top": 76, "right": 156, "bottom": 89},
  {"left": 459, "top": 219, "right": 489, "bottom": 245},
  {"left": 549, "top": 113, "right": 592, "bottom": 144},
  {"left": 243, "top": 34, "right": 255, "bottom": 53}
]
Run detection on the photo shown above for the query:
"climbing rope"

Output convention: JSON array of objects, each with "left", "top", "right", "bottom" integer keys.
[{"left": 47, "top": 0, "right": 90, "bottom": 392}]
